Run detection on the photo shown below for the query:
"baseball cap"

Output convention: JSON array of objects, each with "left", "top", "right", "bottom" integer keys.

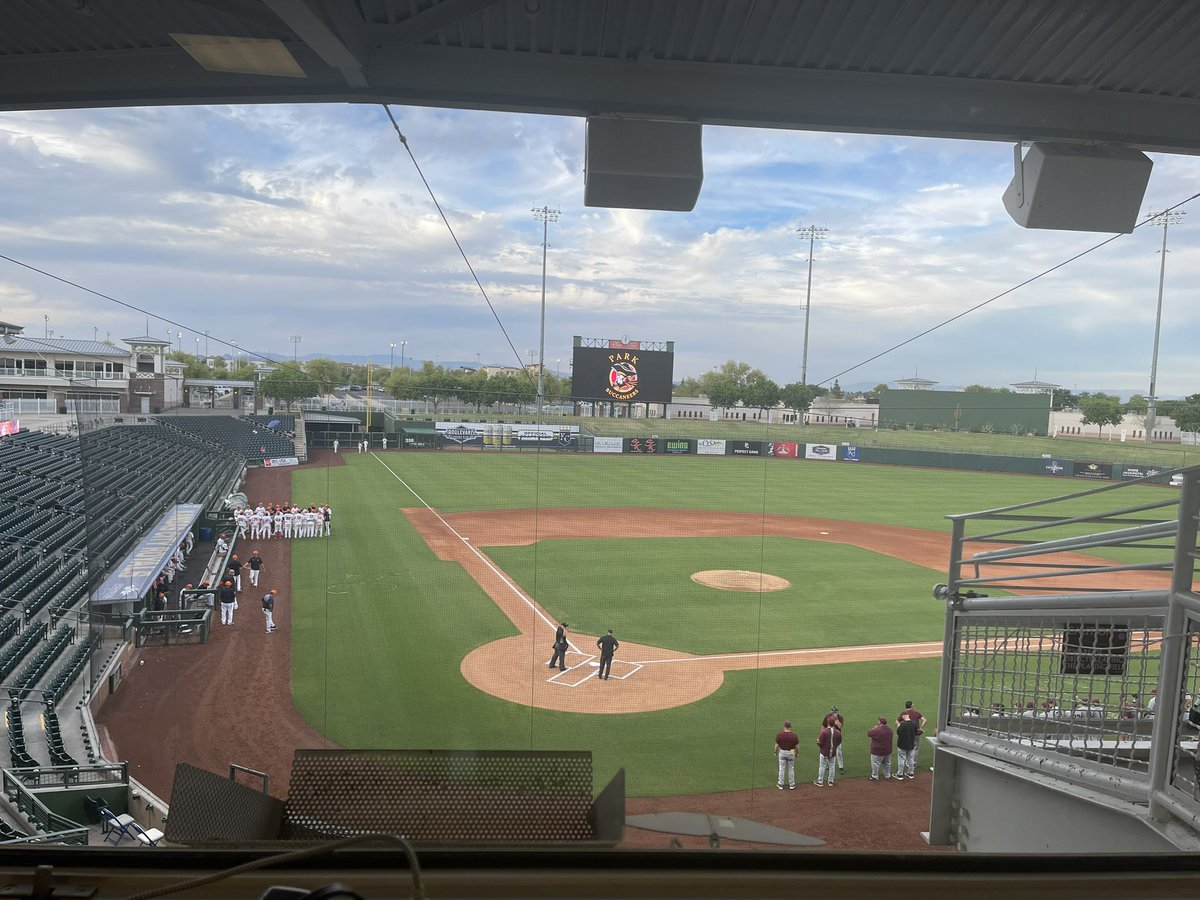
[
  {"left": 783, "top": 721, "right": 792, "bottom": 728},
  {"left": 224, "top": 581, "right": 232, "bottom": 587},
  {"left": 270, "top": 589, "right": 278, "bottom": 594},
  {"left": 830, "top": 706, "right": 838, "bottom": 712},
  {"left": 879, "top": 716, "right": 887, "bottom": 724},
  {"left": 905, "top": 700, "right": 913, "bottom": 707}
]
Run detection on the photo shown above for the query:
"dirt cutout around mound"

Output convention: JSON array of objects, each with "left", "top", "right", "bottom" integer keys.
[
  {"left": 403, "top": 506, "right": 1171, "bottom": 717},
  {"left": 692, "top": 569, "right": 791, "bottom": 592}
]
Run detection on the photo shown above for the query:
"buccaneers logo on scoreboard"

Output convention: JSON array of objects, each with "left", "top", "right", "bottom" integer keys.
[{"left": 605, "top": 353, "right": 640, "bottom": 400}]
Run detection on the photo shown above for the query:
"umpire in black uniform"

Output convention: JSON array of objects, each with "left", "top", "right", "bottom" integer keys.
[
  {"left": 596, "top": 629, "right": 619, "bottom": 680},
  {"left": 548, "top": 622, "right": 569, "bottom": 671}
]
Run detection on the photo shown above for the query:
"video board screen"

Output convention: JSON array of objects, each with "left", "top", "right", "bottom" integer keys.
[{"left": 571, "top": 346, "right": 674, "bottom": 404}]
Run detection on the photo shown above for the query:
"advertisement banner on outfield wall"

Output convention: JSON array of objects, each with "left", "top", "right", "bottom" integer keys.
[
  {"left": 663, "top": 439, "right": 695, "bottom": 455},
  {"left": 767, "top": 441, "right": 799, "bottom": 459},
  {"left": 1073, "top": 460, "right": 1113, "bottom": 480},
  {"left": 1120, "top": 464, "right": 1164, "bottom": 480},
  {"left": 624, "top": 437, "right": 660, "bottom": 454},
  {"left": 697, "top": 438, "right": 726, "bottom": 456},
  {"left": 842, "top": 445, "right": 860, "bottom": 462},
  {"left": 593, "top": 436, "right": 624, "bottom": 453},
  {"left": 1043, "top": 459, "right": 1066, "bottom": 476},
  {"left": 729, "top": 440, "right": 763, "bottom": 456},
  {"left": 262, "top": 456, "right": 299, "bottom": 467},
  {"left": 805, "top": 443, "right": 838, "bottom": 461},
  {"left": 436, "top": 422, "right": 578, "bottom": 449}
]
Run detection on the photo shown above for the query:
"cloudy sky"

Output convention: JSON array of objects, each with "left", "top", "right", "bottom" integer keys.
[{"left": 0, "top": 102, "right": 1198, "bottom": 395}]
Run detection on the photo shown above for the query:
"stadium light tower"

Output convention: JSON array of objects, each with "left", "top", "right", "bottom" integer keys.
[
  {"left": 390, "top": 342, "right": 396, "bottom": 369},
  {"left": 532, "top": 205, "right": 561, "bottom": 418},
  {"left": 290, "top": 334, "right": 302, "bottom": 363},
  {"left": 796, "top": 225, "right": 829, "bottom": 386},
  {"left": 1144, "top": 209, "right": 1185, "bottom": 441},
  {"left": 400, "top": 340, "right": 407, "bottom": 370}
]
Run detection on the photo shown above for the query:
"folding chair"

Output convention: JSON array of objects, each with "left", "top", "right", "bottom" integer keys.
[
  {"left": 130, "top": 821, "right": 165, "bottom": 847},
  {"left": 99, "top": 807, "right": 136, "bottom": 845}
]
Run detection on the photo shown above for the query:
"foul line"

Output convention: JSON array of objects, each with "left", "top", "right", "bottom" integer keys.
[
  {"left": 629, "top": 640, "right": 945, "bottom": 666},
  {"left": 371, "top": 453, "right": 576, "bottom": 650}
]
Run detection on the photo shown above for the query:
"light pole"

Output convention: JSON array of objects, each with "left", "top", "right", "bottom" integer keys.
[
  {"left": 796, "top": 225, "right": 829, "bottom": 386},
  {"left": 390, "top": 343, "right": 396, "bottom": 369},
  {"left": 231, "top": 340, "right": 239, "bottom": 370},
  {"left": 290, "top": 334, "right": 302, "bottom": 363},
  {"left": 400, "top": 340, "right": 407, "bottom": 370},
  {"left": 532, "top": 205, "right": 561, "bottom": 418},
  {"left": 204, "top": 330, "right": 209, "bottom": 359},
  {"left": 195, "top": 337, "right": 200, "bottom": 359},
  {"left": 1144, "top": 209, "right": 1185, "bottom": 441}
]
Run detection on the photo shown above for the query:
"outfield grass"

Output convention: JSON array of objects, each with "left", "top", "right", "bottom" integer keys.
[
  {"left": 283, "top": 451, "right": 1163, "bottom": 797},
  {"left": 487, "top": 537, "right": 947, "bottom": 654},
  {"left": 382, "top": 451, "right": 1166, "bottom": 531}
]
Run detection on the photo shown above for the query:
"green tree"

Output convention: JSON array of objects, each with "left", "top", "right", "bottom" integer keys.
[
  {"left": 258, "top": 367, "right": 319, "bottom": 410},
  {"left": 674, "top": 376, "right": 705, "bottom": 397},
  {"left": 1122, "top": 394, "right": 1149, "bottom": 415},
  {"left": 458, "top": 368, "right": 490, "bottom": 411},
  {"left": 740, "top": 371, "right": 780, "bottom": 416},
  {"left": 780, "top": 382, "right": 827, "bottom": 415},
  {"left": 304, "top": 358, "right": 345, "bottom": 396},
  {"left": 1080, "top": 393, "right": 1122, "bottom": 439},
  {"left": 963, "top": 384, "right": 1013, "bottom": 393},
  {"left": 1051, "top": 388, "right": 1079, "bottom": 411},
  {"left": 1168, "top": 394, "right": 1200, "bottom": 433},
  {"left": 700, "top": 361, "right": 751, "bottom": 411},
  {"left": 168, "top": 350, "right": 213, "bottom": 379},
  {"left": 871, "top": 383, "right": 890, "bottom": 396},
  {"left": 543, "top": 371, "right": 571, "bottom": 407}
]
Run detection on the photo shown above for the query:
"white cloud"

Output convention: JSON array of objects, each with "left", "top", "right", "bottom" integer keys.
[{"left": 1, "top": 105, "right": 1200, "bottom": 394}]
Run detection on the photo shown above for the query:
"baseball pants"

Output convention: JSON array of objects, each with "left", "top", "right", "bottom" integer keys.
[
  {"left": 249, "top": 568, "right": 259, "bottom": 587},
  {"left": 870, "top": 753, "right": 892, "bottom": 780},
  {"left": 220, "top": 601, "right": 236, "bottom": 625},
  {"left": 777, "top": 751, "right": 796, "bottom": 788},
  {"left": 816, "top": 754, "right": 837, "bottom": 785},
  {"left": 264, "top": 608, "right": 275, "bottom": 632},
  {"left": 896, "top": 747, "right": 917, "bottom": 776}
]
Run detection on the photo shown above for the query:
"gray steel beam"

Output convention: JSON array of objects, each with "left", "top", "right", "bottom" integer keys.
[{"left": 2, "top": 45, "right": 1200, "bottom": 155}]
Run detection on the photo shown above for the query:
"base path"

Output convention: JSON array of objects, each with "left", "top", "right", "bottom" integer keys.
[{"left": 406, "top": 507, "right": 1165, "bottom": 715}]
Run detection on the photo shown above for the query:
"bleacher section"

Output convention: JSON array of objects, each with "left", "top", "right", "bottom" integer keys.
[
  {"left": 0, "top": 425, "right": 239, "bottom": 623},
  {"left": 163, "top": 415, "right": 295, "bottom": 462},
  {"left": 0, "top": 424, "right": 243, "bottom": 795}
]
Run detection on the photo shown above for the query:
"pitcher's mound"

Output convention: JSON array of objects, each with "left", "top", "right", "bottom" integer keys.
[{"left": 692, "top": 570, "right": 790, "bottom": 592}]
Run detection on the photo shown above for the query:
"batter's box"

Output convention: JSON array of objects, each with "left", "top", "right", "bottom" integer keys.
[{"left": 549, "top": 656, "right": 642, "bottom": 687}]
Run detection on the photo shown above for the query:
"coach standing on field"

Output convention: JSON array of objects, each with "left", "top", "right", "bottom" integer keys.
[{"left": 596, "top": 629, "right": 619, "bottom": 680}]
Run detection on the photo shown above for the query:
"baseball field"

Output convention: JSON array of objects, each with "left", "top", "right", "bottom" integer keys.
[{"left": 282, "top": 451, "right": 1166, "bottom": 798}]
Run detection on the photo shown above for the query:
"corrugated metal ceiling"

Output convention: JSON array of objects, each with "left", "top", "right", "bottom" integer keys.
[{"left": 0, "top": 0, "right": 1198, "bottom": 151}]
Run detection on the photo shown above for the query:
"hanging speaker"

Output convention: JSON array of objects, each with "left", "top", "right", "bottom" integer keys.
[
  {"left": 584, "top": 117, "right": 703, "bottom": 212},
  {"left": 1003, "top": 142, "right": 1152, "bottom": 234}
]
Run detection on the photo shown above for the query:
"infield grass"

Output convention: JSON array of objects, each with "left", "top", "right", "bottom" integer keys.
[
  {"left": 283, "top": 450, "right": 1165, "bottom": 796},
  {"left": 487, "top": 537, "right": 947, "bottom": 654}
]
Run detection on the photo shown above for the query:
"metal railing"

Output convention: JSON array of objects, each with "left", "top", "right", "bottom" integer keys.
[
  {"left": 935, "top": 466, "right": 1200, "bottom": 826},
  {"left": 133, "top": 608, "right": 212, "bottom": 646}
]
